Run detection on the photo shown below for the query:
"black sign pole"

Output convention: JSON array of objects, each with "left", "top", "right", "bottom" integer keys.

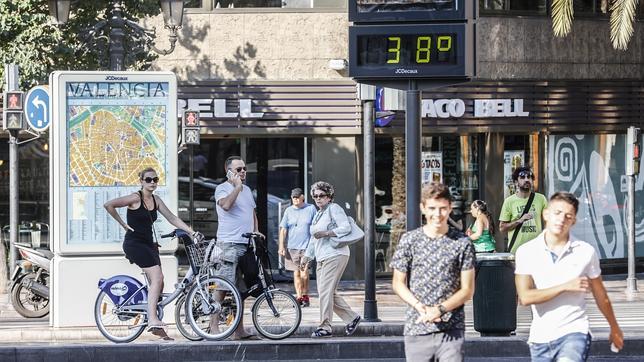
[
  {"left": 189, "top": 144, "right": 194, "bottom": 229},
  {"left": 363, "top": 97, "right": 380, "bottom": 322},
  {"left": 406, "top": 80, "right": 422, "bottom": 231}
]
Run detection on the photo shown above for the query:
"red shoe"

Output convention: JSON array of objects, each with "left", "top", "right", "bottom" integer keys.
[{"left": 301, "top": 295, "right": 310, "bottom": 307}]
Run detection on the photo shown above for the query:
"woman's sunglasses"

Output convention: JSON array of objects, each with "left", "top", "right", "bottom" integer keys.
[
  {"left": 143, "top": 177, "right": 159, "bottom": 184},
  {"left": 312, "top": 193, "right": 327, "bottom": 199}
]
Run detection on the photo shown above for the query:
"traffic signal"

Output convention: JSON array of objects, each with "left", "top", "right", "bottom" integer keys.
[
  {"left": 626, "top": 126, "right": 641, "bottom": 176},
  {"left": 183, "top": 110, "right": 199, "bottom": 128},
  {"left": 182, "top": 110, "right": 201, "bottom": 145}
]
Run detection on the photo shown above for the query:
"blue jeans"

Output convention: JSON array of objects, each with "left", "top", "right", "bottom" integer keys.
[{"left": 529, "top": 332, "right": 592, "bottom": 362}]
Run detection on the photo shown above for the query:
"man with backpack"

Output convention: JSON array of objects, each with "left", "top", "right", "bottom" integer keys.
[{"left": 499, "top": 166, "right": 548, "bottom": 253}]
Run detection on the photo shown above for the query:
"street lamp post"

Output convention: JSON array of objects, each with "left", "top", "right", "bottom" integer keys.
[{"left": 48, "top": 0, "right": 185, "bottom": 71}]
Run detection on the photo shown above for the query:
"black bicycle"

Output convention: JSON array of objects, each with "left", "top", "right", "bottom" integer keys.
[{"left": 240, "top": 232, "right": 302, "bottom": 340}]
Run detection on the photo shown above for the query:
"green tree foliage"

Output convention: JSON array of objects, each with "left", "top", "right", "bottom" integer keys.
[{"left": 0, "top": 0, "right": 162, "bottom": 89}]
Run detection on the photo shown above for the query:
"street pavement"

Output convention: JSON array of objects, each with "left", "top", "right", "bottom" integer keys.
[{"left": 1, "top": 273, "right": 643, "bottom": 360}]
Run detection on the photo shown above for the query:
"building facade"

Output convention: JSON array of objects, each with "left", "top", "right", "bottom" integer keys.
[{"left": 2, "top": 1, "right": 644, "bottom": 277}]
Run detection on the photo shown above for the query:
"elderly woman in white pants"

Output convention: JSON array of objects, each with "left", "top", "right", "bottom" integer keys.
[{"left": 303, "top": 181, "right": 362, "bottom": 338}]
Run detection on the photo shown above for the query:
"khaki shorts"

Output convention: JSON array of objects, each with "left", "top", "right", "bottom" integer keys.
[
  {"left": 213, "top": 242, "right": 247, "bottom": 290},
  {"left": 284, "top": 248, "right": 307, "bottom": 272}
]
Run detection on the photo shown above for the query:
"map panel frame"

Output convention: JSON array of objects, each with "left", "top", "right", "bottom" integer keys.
[{"left": 51, "top": 71, "right": 178, "bottom": 255}]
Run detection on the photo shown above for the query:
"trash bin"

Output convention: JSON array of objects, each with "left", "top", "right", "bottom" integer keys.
[{"left": 473, "top": 252, "right": 517, "bottom": 336}]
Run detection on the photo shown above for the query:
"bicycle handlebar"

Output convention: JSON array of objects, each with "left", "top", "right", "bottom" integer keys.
[
  {"left": 242, "top": 232, "right": 264, "bottom": 239},
  {"left": 161, "top": 229, "right": 191, "bottom": 239}
]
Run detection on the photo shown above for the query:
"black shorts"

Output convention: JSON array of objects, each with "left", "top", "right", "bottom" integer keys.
[{"left": 123, "top": 239, "right": 161, "bottom": 268}]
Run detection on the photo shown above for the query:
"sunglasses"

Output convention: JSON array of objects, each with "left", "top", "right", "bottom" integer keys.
[
  {"left": 234, "top": 166, "right": 247, "bottom": 172},
  {"left": 312, "top": 193, "right": 327, "bottom": 199},
  {"left": 518, "top": 171, "right": 534, "bottom": 179},
  {"left": 143, "top": 176, "right": 159, "bottom": 184}
]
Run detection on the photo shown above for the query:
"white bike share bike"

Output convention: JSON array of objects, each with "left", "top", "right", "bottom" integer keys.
[{"left": 94, "top": 230, "right": 243, "bottom": 343}]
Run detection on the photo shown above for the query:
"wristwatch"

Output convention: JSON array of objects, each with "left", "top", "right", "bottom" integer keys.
[{"left": 437, "top": 304, "right": 447, "bottom": 316}]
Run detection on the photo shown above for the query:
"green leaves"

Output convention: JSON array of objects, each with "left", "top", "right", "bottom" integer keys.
[{"left": 0, "top": 0, "right": 162, "bottom": 89}]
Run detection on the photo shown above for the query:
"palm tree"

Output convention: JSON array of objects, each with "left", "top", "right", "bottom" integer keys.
[
  {"left": 551, "top": 0, "right": 640, "bottom": 50},
  {"left": 387, "top": 137, "right": 406, "bottom": 266}
]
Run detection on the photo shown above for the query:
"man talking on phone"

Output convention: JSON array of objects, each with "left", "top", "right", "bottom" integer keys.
[{"left": 212, "top": 155, "right": 263, "bottom": 340}]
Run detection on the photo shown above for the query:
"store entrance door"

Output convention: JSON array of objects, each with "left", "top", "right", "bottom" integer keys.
[{"left": 245, "top": 138, "right": 312, "bottom": 275}]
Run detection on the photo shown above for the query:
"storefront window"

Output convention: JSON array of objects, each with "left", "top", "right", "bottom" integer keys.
[
  {"left": 185, "top": 0, "right": 345, "bottom": 10},
  {"left": 480, "top": 0, "right": 546, "bottom": 13},
  {"left": 546, "top": 134, "right": 643, "bottom": 259},
  {"left": 503, "top": 135, "right": 537, "bottom": 198},
  {"left": 0, "top": 139, "right": 50, "bottom": 247},
  {"left": 374, "top": 134, "right": 481, "bottom": 274}
]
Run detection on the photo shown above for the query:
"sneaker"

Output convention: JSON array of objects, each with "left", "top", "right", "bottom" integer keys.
[
  {"left": 301, "top": 295, "right": 310, "bottom": 308},
  {"left": 345, "top": 315, "right": 361, "bottom": 336},
  {"left": 296, "top": 296, "right": 303, "bottom": 306},
  {"left": 311, "top": 328, "right": 332, "bottom": 338}
]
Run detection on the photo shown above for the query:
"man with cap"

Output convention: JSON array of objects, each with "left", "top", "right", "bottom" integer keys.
[{"left": 279, "top": 187, "right": 317, "bottom": 307}]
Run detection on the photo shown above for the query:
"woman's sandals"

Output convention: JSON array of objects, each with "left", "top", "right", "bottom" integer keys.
[{"left": 148, "top": 324, "right": 174, "bottom": 341}]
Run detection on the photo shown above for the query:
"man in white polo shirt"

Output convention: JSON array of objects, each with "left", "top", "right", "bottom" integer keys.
[{"left": 515, "top": 192, "right": 624, "bottom": 361}]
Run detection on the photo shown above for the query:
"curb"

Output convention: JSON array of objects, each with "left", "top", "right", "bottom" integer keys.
[
  {"left": 0, "top": 323, "right": 406, "bottom": 343},
  {"left": 1, "top": 337, "right": 643, "bottom": 361}
]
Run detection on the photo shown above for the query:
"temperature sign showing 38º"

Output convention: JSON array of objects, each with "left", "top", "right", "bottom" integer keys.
[{"left": 24, "top": 86, "right": 50, "bottom": 132}]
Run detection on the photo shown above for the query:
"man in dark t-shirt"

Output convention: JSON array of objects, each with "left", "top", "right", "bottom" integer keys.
[{"left": 390, "top": 182, "right": 476, "bottom": 362}]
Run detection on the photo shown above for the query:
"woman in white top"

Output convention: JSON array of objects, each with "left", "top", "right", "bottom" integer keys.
[{"left": 304, "top": 181, "right": 361, "bottom": 338}]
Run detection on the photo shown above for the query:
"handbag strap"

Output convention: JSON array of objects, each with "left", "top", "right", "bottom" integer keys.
[
  {"left": 327, "top": 203, "right": 336, "bottom": 228},
  {"left": 506, "top": 192, "right": 535, "bottom": 252}
]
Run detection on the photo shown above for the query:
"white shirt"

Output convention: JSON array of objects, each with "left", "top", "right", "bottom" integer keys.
[
  {"left": 515, "top": 232, "right": 601, "bottom": 343},
  {"left": 306, "top": 203, "right": 351, "bottom": 262},
  {"left": 214, "top": 182, "right": 256, "bottom": 243}
]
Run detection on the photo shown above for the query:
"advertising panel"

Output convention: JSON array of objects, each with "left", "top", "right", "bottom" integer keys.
[
  {"left": 504, "top": 150, "right": 524, "bottom": 199},
  {"left": 547, "top": 134, "right": 644, "bottom": 259},
  {"left": 51, "top": 71, "right": 178, "bottom": 255},
  {"left": 349, "top": 0, "right": 475, "bottom": 22},
  {"left": 421, "top": 151, "right": 442, "bottom": 184}
]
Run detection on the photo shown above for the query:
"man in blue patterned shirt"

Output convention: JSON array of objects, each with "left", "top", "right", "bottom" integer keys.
[{"left": 391, "top": 182, "right": 476, "bottom": 362}]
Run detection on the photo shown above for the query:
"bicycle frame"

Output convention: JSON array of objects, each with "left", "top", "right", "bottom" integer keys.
[
  {"left": 114, "top": 268, "right": 196, "bottom": 320},
  {"left": 244, "top": 234, "right": 281, "bottom": 317}
]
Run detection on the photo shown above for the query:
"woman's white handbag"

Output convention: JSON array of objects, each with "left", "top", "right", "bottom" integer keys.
[{"left": 329, "top": 216, "right": 364, "bottom": 248}]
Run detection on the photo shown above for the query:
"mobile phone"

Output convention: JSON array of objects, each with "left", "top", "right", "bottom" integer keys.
[{"left": 226, "top": 169, "right": 235, "bottom": 180}]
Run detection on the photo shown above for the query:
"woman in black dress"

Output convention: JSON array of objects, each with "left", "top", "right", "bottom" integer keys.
[{"left": 104, "top": 167, "right": 199, "bottom": 337}]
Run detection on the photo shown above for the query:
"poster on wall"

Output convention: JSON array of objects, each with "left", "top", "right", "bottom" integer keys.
[
  {"left": 547, "top": 134, "right": 644, "bottom": 259},
  {"left": 422, "top": 151, "right": 443, "bottom": 184},
  {"left": 504, "top": 150, "right": 524, "bottom": 199},
  {"left": 51, "top": 71, "right": 178, "bottom": 255}
]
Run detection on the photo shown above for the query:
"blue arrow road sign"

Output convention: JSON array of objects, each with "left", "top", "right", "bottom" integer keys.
[{"left": 24, "top": 86, "right": 50, "bottom": 132}]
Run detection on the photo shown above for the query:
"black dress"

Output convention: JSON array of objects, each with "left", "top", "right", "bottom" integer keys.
[{"left": 123, "top": 191, "right": 161, "bottom": 268}]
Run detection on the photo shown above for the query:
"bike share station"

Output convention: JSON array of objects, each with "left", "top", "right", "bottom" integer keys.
[
  {"left": 49, "top": 71, "right": 180, "bottom": 327},
  {"left": 352, "top": 1, "right": 517, "bottom": 336}
]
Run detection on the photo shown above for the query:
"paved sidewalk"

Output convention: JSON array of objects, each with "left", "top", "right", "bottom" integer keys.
[{"left": 1, "top": 274, "right": 643, "bottom": 344}]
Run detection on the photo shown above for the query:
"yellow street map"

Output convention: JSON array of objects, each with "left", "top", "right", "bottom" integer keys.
[{"left": 68, "top": 105, "right": 166, "bottom": 187}]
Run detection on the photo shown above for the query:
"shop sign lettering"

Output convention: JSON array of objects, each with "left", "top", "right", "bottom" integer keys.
[
  {"left": 422, "top": 98, "right": 529, "bottom": 118},
  {"left": 178, "top": 98, "right": 264, "bottom": 118}
]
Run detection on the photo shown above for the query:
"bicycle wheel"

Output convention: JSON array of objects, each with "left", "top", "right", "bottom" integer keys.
[
  {"left": 94, "top": 291, "right": 146, "bottom": 343},
  {"left": 252, "top": 289, "right": 301, "bottom": 340},
  {"left": 186, "top": 276, "right": 242, "bottom": 341},
  {"left": 174, "top": 294, "right": 203, "bottom": 341}
]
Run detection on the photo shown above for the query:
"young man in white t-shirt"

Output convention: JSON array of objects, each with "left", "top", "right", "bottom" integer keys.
[{"left": 515, "top": 192, "right": 624, "bottom": 361}]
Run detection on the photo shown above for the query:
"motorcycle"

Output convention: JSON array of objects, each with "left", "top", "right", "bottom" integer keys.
[{"left": 10, "top": 243, "right": 52, "bottom": 318}]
